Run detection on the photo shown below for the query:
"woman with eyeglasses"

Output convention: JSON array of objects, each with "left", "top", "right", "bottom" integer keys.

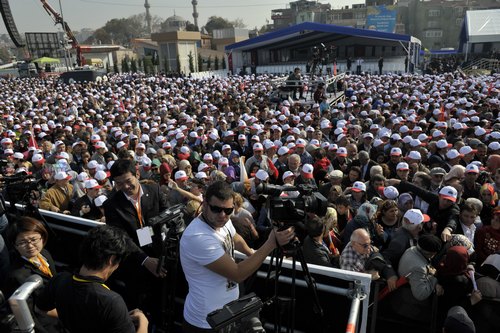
[{"left": 4, "top": 216, "right": 63, "bottom": 332}]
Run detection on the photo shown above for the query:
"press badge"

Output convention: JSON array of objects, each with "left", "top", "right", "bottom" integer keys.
[{"left": 137, "top": 227, "right": 153, "bottom": 247}]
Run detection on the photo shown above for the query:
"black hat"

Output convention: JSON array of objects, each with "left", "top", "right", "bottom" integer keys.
[
  {"left": 443, "top": 306, "right": 475, "bottom": 333},
  {"left": 418, "top": 234, "right": 442, "bottom": 253}
]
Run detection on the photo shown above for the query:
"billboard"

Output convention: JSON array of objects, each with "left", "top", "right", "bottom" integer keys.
[
  {"left": 366, "top": 5, "right": 397, "bottom": 33},
  {"left": 25, "top": 32, "right": 64, "bottom": 59}
]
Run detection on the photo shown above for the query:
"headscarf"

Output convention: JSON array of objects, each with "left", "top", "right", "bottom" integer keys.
[
  {"left": 397, "top": 192, "right": 414, "bottom": 211},
  {"left": 159, "top": 162, "right": 172, "bottom": 186},
  {"left": 438, "top": 246, "right": 469, "bottom": 277},
  {"left": 449, "top": 234, "right": 473, "bottom": 249},
  {"left": 481, "top": 183, "right": 498, "bottom": 206},
  {"left": 444, "top": 165, "right": 465, "bottom": 183}
]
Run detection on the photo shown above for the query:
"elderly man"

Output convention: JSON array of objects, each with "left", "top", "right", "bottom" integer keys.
[
  {"left": 399, "top": 233, "right": 443, "bottom": 293},
  {"left": 39, "top": 171, "right": 73, "bottom": 214},
  {"left": 340, "top": 229, "right": 378, "bottom": 278}
]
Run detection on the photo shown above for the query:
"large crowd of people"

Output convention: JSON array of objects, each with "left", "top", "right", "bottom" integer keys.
[{"left": 0, "top": 69, "right": 499, "bottom": 332}]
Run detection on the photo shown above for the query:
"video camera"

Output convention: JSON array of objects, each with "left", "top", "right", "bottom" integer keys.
[
  {"left": 256, "top": 183, "right": 327, "bottom": 223},
  {"left": 1, "top": 174, "right": 41, "bottom": 205},
  {"left": 149, "top": 204, "right": 186, "bottom": 273},
  {"left": 207, "top": 293, "right": 265, "bottom": 333}
]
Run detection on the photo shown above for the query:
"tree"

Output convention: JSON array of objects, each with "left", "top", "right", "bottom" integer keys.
[
  {"left": 121, "top": 58, "right": 130, "bottom": 72},
  {"left": 188, "top": 52, "right": 195, "bottom": 73},
  {"left": 186, "top": 22, "right": 199, "bottom": 31},
  {"left": 113, "top": 62, "right": 119, "bottom": 73},
  {"left": 137, "top": 58, "right": 143, "bottom": 72},
  {"left": 84, "top": 13, "right": 163, "bottom": 46},
  {"left": 222, "top": 57, "right": 226, "bottom": 70},
  {"left": 176, "top": 54, "right": 181, "bottom": 73},
  {"left": 130, "top": 58, "right": 137, "bottom": 72},
  {"left": 143, "top": 56, "right": 153, "bottom": 74},
  {"left": 0, "top": 47, "right": 11, "bottom": 64},
  {"left": 206, "top": 55, "right": 212, "bottom": 70},
  {"left": 163, "top": 57, "right": 170, "bottom": 73},
  {"left": 203, "top": 16, "right": 233, "bottom": 34},
  {"left": 214, "top": 55, "right": 219, "bottom": 70},
  {"left": 198, "top": 54, "right": 203, "bottom": 72}
]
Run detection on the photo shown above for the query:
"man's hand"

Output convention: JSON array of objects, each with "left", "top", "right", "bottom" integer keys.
[
  {"left": 143, "top": 257, "right": 167, "bottom": 278},
  {"left": 470, "top": 289, "right": 482, "bottom": 305},
  {"left": 387, "top": 276, "right": 398, "bottom": 291},
  {"left": 441, "top": 227, "right": 452, "bottom": 242},
  {"left": 129, "top": 309, "right": 148, "bottom": 330},
  {"left": 62, "top": 210, "right": 71, "bottom": 215},
  {"left": 269, "top": 227, "right": 295, "bottom": 248},
  {"left": 51, "top": 206, "right": 60, "bottom": 213}
]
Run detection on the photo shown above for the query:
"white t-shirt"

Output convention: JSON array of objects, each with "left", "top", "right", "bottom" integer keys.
[{"left": 180, "top": 216, "right": 239, "bottom": 329}]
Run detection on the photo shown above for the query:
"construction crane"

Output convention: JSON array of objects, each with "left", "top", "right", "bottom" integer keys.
[{"left": 39, "top": 0, "right": 84, "bottom": 66}]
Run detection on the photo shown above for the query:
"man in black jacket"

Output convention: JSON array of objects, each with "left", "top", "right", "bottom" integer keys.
[
  {"left": 104, "top": 159, "right": 168, "bottom": 274},
  {"left": 103, "top": 159, "right": 168, "bottom": 314},
  {"left": 390, "top": 179, "right": 460, "bottom": 242}
]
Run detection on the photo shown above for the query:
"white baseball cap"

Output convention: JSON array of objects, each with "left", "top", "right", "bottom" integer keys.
[
  {"left": 436, "top": 139, "right": 452, "bottom": 149},
  {"left": 352, "top": 181, "right": 366, "bottom": 192},
  {"left": 255, "top": 169, "right": 269, "bottom": 181},
  {"left": 403, "top": 208, "right": 430, "bottom": 225},
  {"left": 439, "top": 186, "right": 458, "bottom": 202},
  {"left": 85, "top": 179, "right": 102, "bottom": 189},
  {"left": 54, "top": 171, "right": 71, "bottom": 181},
  {"left": 383, "top": 186, "right": 399, "bottom": 200},
  {"left": 175, "top": 170, "right": 189, "bottom": 181},
  {"left": 302, "top": 164, "right": 314, "bottom": 179},
  {"left": 94, "top": 170, "right": 108, "bottom": 181},
  {"left": 94, "top": 195, "right": 108, "bottom": 207},
  {"left": 282, "top": 170, "right": 295, "bottom": 180},
  {"left": 396, "top": 162, "right": 409, "bottom": 171}
]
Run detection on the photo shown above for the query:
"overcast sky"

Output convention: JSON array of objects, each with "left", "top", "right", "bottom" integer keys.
[{"left": 0, "top": 0, "right": 361, "bottom": 34}]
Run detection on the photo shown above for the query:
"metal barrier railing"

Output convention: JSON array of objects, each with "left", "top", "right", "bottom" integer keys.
[{"left": 6, "top": 202, "right": 372, "bottom": 332}]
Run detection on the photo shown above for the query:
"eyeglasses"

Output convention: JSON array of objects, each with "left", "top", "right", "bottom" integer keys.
[
  {"left": 355, "top": 241, "right": 371, "bottom": 249},
  {"left": 208, "top": 204, "right": 234, "bottom": 215},
  {"left": 16, "top": 236, "right": 42, "bottom": 247}
]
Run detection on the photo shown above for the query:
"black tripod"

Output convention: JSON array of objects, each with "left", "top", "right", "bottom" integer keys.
[
  {"left": 150, "top": 205, "right": 186, "bottom": 332},
  {"left": 266, "top": 238, "right": 324, "bottom": 333}
]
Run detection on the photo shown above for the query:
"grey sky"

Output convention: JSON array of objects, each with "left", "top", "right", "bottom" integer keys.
[{"left": 0, "top": 0, "right": 360, "bottom": 35}]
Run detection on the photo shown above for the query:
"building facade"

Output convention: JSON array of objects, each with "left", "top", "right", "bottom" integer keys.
[{"left": 271, "top": 0, "right": 500, "bottom": 51}]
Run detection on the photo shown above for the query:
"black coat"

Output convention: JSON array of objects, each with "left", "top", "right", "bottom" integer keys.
[
  {"left": 302, "top": 236, "right": 334, "bottom": 268},
  {"left": 71, "top": 194, "right": 102, "bottom": 220},
  {"left": 398, "top": 181, "right": 460, "bottom": 235},
  {"left": 103, "top": 183, "right": 168, "bottom": 264}
]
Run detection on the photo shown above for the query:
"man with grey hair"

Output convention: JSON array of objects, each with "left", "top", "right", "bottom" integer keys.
[
  {"left": 349, "top": 150, "right": 378, "bottom": 181},
  {"left": 286, "top": 153, "right": 302, "bottom": 178},
  {"left": 340, "top": 228, "right": 376, "bottom": 278}
]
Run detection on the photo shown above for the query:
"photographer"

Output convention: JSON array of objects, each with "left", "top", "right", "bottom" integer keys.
[
  {"left": 180, "top": 181, "right": 294, "bottom": 332},
  {"left": 36, "top": 225, "right": 149, "bottom": 333}
]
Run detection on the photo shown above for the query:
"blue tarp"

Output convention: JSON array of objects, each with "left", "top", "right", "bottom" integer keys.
[{"left": 225, "top": 21, "right": 413, "bottom": 52}]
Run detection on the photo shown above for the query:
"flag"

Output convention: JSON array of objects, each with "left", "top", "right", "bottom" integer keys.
[
  {"left": 120, "top": 100, "right": 125, "bottom": 112},
  {"left": 28, "top": 131, "right": 38, "bottom": 150},
  {"left": 438, "top": 104, "right": 446, "bottom": 122},
  {"left": 333, "top": 62, "right": 337, "bottom": 75},
  {"left": 240, "top": 156, "right": 251, "bottom": 193},
  {"left": 488, "top": 82, "right": 494, "bottom": 96}
]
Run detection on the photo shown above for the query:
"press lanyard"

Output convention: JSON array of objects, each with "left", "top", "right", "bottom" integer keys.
[
  {"left": 134, "top": 195, "right": 143, "bottom": 228},
  {"left": 72, "top": 275, "right": 110, "bottom": 290}
]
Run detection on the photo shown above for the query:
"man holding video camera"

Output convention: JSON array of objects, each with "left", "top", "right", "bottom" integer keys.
[{"left": 180, "top": 181, "right": 294, "bottom": 332}]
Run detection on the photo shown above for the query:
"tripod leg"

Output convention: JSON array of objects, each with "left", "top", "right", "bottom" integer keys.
[{"left": 295, "top": 248, "right": 325, "bottom": 332}]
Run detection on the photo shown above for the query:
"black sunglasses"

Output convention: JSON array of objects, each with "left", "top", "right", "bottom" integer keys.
[{"left": 208, "top": 204, "right": 234, "bottom": 215}]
